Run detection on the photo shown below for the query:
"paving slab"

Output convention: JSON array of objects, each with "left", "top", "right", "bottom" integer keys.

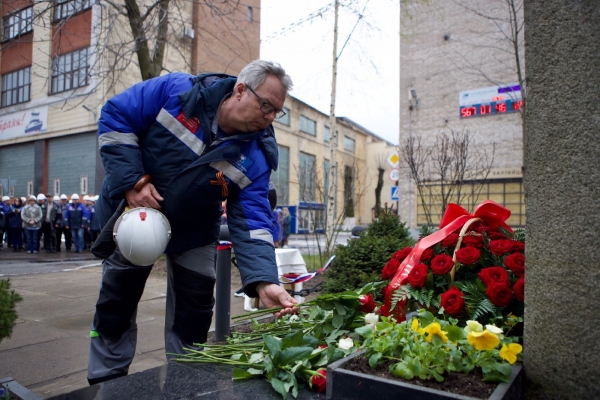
[{"left": 0, "top": 320, "right": 70, "bottom": 351}]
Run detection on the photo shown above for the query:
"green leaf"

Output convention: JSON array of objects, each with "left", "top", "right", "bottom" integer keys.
[
  {"left": 334, "top": 301, "right": 347, "bottom": 316},
  {"left": 482, "top": 370, "right": 510, "bottom": 383},
  {"left": 392, "top": 362, "right": 414, "bottom": 380},
  {"left": 270, "top": 377, "right": 288, "bottom": 400},
  {"left": 444, "top": 325, "right": 464, "bottom": 342},
  {"left": 431, "top": 334, "right": 443, "bottom": 346},
  {"left": 418, "top": 311, "right": 435, "bottom": 327},
  {"left": 431, "top": 369, "right": 444, "bottom": 382},
  {"left": 317, "top": 299, "right": 334, "bottom": 310},
  {"left": 309, "top": 307, "right": 321, "bottom": 319},
  {"left": 249, "top": 353, "right": 264, "bottom": 364},
  {"left": 332, "top": 312, "right": 344, "bottom": 328},
  {"left": 233, "top": 368, "right": 254, "bottom": 380},
  {"left": 282, "top": 330, "right": 304, "bottom": 349},
  {"left": 355, "top": 325, "right": 374, "bottom": 338},
  {"left": 301, "top": 335, "right": 320, "bottom": 348},
  {"left": 279, "top": 347, "right": 315, "bottom": 366},
  {"left": 369, "top": 352, "right": 382, "bottom": 368},
  {"left": 247, "top": 367, "right": 264, "bottom": 375},
  {"left": 476, "top": 278, "right": 487, "bottom": 292},
  {"left": 264, "top": 334, "right": 282, "bottom": 357}
]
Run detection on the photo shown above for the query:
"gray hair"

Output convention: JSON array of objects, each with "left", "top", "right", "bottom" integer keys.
[{"left": 236, "top": 60, "right": 293, "bottom": 94}]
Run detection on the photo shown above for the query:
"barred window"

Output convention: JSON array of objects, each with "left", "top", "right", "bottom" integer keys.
[
  {"left": 51, "top": 48, "right": 90, "bottom": 94},
  {"left": 54, "top": 0, "right": 91, "bottom": 21},
  {"left": 2, "top": 6, "right": 33, "bottom": 40},
  {"left": 1, "top": 67, "right": 31, "bottom": 107}
]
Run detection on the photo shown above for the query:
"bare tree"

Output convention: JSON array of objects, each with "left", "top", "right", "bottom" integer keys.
[{"left": 401, "top": 129, "right": 496, "bottom": 227}]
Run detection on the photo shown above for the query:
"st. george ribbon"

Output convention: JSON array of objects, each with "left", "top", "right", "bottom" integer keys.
[{"left": 382, "top": 200, "right": 513, "bottom": 321}]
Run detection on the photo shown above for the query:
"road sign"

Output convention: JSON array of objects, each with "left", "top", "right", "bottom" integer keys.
[
  {"left": 387, "top": 152, "right": 400, "bottom": 167},
  {"left": 389, "top": 168, "right": 400, "bottom": 182},
  {"left": 391, "top": 186, "right": 399, "bottom": 201}
]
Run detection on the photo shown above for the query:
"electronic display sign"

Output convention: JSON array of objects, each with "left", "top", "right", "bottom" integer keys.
[{"left": 459, "top": 84, "right": 522, "bottom": 119}]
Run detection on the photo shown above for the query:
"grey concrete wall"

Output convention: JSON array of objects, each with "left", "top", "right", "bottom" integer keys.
[{"left": 524, "top": 1, "right": 600, "bottom": 398}]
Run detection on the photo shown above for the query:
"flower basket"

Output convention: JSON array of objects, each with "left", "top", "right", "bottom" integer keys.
[{"left": 325, "top": 350, "right": 523, "bottom": 400}]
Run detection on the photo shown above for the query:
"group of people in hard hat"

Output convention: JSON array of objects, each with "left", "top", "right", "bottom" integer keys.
[{"left": 0, "top": 193, "right": 101, "bottom": 254}]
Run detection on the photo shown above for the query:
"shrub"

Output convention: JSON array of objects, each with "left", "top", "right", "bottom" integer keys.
[
  {"left": 0, "top": 279, "right": 22, "bottom": 343},
  {"left": 323, "top": 212, "right": 414, "bottom": 294}
]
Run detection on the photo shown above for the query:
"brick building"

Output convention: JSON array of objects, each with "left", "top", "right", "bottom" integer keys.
[{"left": 399, "top": 0, "right": 525, "bottom": 229}]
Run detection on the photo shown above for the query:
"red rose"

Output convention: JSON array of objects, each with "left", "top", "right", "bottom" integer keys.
[
  {"left": 455, "top": 246, "right": 481, "bottom": 265},
  {"left": 504, "top": 253, "right": 525, "bottom": 277},
  {"left": 486, "top": 283, "right": 513, "bottom": 307},
  {"left": 488, "top": 230, "right": 509, "bottom": 240},
  {"left": 381, "top": 258, "right": 400, "bottom": 280},
  {"left": 440, "top": 287, "right": 465, "bottom": 317},
  {"left": 478, "top": 267, "right": 510, "bottom": 286},
  {"left": 311, "top": 369, "right": 327, "bottom": 392},
  {"left": 462, "top": 235, "right": 484, "bottom": 249},
  {"left": 358, "top": 294, "right": 377, "bottom": 313},
  {"left": 430, "top": 254, "right": 455, "bottom": 275},
  {"left": 420, "top": 248, "right": 434, "bottom": 261},
  {"left": 441, "top": 233, "right": 459, "bottom": 249},
  {"left": 510, "top": 240, "right": 525, "bottom": 253},
  {"left": 513, "top": 277, "right": 524, "bottom": 302},
  {"left": 393, "top": 247, "right": 413, "bottom": 261},
  {"left": 407, "top": 263, "right": 429, "bottom": 288},
  {"left": 490, "top": 240, "right": 513, "bottom": 256}
]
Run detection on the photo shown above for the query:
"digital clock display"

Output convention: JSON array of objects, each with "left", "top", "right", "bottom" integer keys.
[{"left": 459, "top": 84, "right": 522, "bottom": 119}]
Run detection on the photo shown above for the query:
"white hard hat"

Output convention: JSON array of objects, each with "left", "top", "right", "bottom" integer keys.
[
  {"left": 83, "top": 195, "right": 90, "bottom": 201},
  {"left": 94, "top": 195, "right": 99, "bottom": 202},
  {"left": 2, "top": 196, "right": 9, "bottom": 201},
  {"left": 53, "top": 195, "right": 60, "bottom": 201},
  {"left": 71, "top": 193, "right": 80, "bottom": 200},
  {"left": 21, "top": 197, "right": 26, "bottom": 202},
  {"left": 113, "top": 208, "right": 171, "bottom": 266},
  {"left": 37, "top": 193, "right": 46, "bottom": 201},
  {"left": 60, "top": 194, "right": 68, "bottom": 200},
  {"left": 29, "top": 195, "right": 36, "bottom": 201}
]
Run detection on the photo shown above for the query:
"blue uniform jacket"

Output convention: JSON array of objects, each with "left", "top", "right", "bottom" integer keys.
[
  {"left": 64, "top": 203, "right": 90, "bottom": 228},
  {"left": 97, "top": 72, "right": 280, "bottom": 297}
]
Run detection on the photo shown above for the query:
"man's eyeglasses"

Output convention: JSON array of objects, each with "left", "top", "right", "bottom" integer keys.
[{"left": 246, "top": 85, "right": 287, "bottom": 119}]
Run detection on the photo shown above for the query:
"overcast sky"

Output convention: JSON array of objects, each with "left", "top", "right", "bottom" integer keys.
[{"left": 260, "top": 0, "right": 400, "bottom": 144}]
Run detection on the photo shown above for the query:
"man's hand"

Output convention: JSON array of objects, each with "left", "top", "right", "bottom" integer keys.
[
  {"left": 256, "top": 282, "right": 298, "bottom": 318},
  {"left": 125, "top": 183, "right": 164, "bottom": 209}
]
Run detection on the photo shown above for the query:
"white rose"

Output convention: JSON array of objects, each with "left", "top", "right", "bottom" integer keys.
[
  {"left": 338, "top": 337, "right": 354, "bottom": 350},
  {"left": 464, "top": 320, "right": 483, "bottom": 334},
  {"left": 486, "top": 324, "right": 504, "bottom": 339},
  {"left": 364, "top": 313, "right": 379, "bottom": 325},
  {"left": 289, "top": 315, "right": 299, "bottom": 322}
]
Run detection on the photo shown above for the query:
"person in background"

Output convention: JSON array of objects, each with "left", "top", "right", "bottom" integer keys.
[
  {"left": 282, "top": 207, "right": 291, "bottom": 248},
  {"left": 64, "top": 194, "right": 89, "bottom": 253},
  {"left": 40, "top": 194, "right": 58, "bottom": 253},
  {"left": 7, "top": 197, "right": 24, "bottom": 252},
  {"left": 56, "top": 194, "right": 71, "bottom": 252},
  {"left": 22, "top": 196, "right": 42, "bottom": 254},
  {"left": 36, "top": 194, "right": 47, "bottom": 251},
  {"left": 89, "top": 196, "right": 101, "bottom": 247},
  {"left": 0, "top": 196, "right": 9, "bottom": 250}
]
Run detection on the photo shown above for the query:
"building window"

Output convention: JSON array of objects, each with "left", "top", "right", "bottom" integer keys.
[
  {"left": 1, "top": 67, "right": 31, "bottom": 107},
  {"left": 9, "top": 186, "right": 15, "bottom": 197},
  {"left": 300, "top": 115, "right": 316, "bottom": 136},
  {"left": 277, "top": 107, "right": 290, "bottom": 126},
  {"left": 272, "top": 145, "right": 289, "bottom": 206},
  {"left": 247, "top": 6, "right": 253, "bottom": 22},
  {"left": 51, "top": 48, "right": 90, "bottom": 94},
  {"left": 54, "top": 0, "right": 92, "bottom": 21},
  {"left": 53, "top": 179, "right": 61, "bottom": 196},
  {"left": 2, "top": 6, "right": 33, "bottom": 40},
  {"left": 27, "top": 181, "right": 33, "bottom": 196},
  {"left": 343, "top": 136, "right": 355, "bottom": 152},
  {"left": 299, "top": 152, "right": 316, "bottom": 201},
  {"left": 416, "top": 179, "right": 525, "bottom": 227},
  {"left": 80, "top": 176, "right": 88, "bottom": 195},
  {"left": 324, "top": 126, "right": 330, "bottom": 142}
]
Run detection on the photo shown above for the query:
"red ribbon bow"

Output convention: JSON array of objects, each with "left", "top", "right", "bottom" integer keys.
[{"left": 383, "top": 200, "right": 513, "bottom": 321}]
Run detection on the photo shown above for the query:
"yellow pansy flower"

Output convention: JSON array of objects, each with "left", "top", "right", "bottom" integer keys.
[
  {"left": 500, "top": 343, "right": 523, "bottom": 364},
  {"left": 467, "top": 330, "right": 500, "bottom": 351},
  {"left": 423, "top": 322, "right": 448, "bottom": 344},
  {"left": 411, "top": 318, "right": 424, "bottom": 335}
]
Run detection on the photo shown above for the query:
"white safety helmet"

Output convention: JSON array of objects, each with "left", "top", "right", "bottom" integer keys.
[
  {"left": 60, "top": 194, "right": 68, "bottom": 200},
  {"left": 28, "top": 195, "right": 36, "bottom": 201},
  {"left": 37, "top": 193, "right": 46, "bottom": 201},
  {"left": 2, "top": 196, "right": 9, "bottom": 202},
  {"left": 21, "top": 197, "right": 27, "bottom": 203},
  {"left": 113, "top": 207, "right": 172, "bottom": 266},
  {"left": 53, "top": 195, "right": 60, "bottom": 201},
  {"left": 71, "top": 193, "right": 80, "bottom": 200},
  {"left": 83, "top": 195, "right": 90, "bottom": 201}
]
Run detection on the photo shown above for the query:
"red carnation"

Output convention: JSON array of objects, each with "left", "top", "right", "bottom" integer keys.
[
  {"left": 504, "top": 253, "right": 525, "bottom": 277},
  {"left": 440, "top": 287, "right": 465, "bottom": 317},
  {"left": 358, "top": 294, "right": 377, "bottom": 313},
  {"left": 510, "top": 240, "right": 525, "bottom": 253},
  {"left": 420, "top": 248, "right": 434, "bottom": 261},
  {"left": 407, "top": 263, "right": 429, "bottom": 288},
  {"left": 311, "top": 369, "right": 327, "bottom": 393},
  {"left": 478, "top": 267, "right": 510, "bottom": 286},
  {"left": 441, "top": 233, "right": 459, "bottom": 249},
  {"left": 393, "top": 247, "right": 413, "bottom": 262},
  {"left": 462, "top": 235, "right": 484, "bottom": 249},
  {"left": 513, "top": 277, "right": 524, "bottom": 302},
  {"left": 430, "top": 254, "right": 455, "bottom": 275},
  {"left": 381, "top": 258, "right": 400, "bottom": 280},
  {"left": 490, "top": 240, "right": 513, "bottom": 256},
  {"left": 455, "top": 246, "right": 481, "bottom": 265},
  {"left": 486, "top": 283, "right": 513, "bottom": 307}
]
